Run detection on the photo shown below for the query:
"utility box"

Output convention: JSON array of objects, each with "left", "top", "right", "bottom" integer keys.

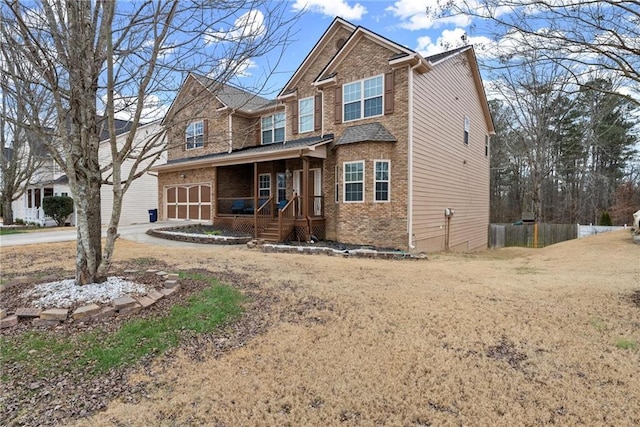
[{"left": 521, "top": 212, "right": 535, "bottom": 224}]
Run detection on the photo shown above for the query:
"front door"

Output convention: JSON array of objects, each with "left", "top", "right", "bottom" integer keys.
[{"left": 293, "top": 169, "right": 321, "bottom": 217}]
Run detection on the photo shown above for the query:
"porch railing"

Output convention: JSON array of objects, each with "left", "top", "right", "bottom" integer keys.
[
  {"left": 254, "top": 196, "right": 273, "bottom": 238},
  {"left": 278, "top": 196, "right": 299, "bottom": 241},
  {"left": 23, "top": 207, "right": 49, "bottom": 226}
]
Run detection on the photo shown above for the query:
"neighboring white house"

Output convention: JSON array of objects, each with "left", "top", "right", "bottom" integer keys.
[
  {"left": 12, "top": 119, "right": 166, "bottom": 226},
  {"left": 99, "top": 120, "right": 166, "bottom": 225},
  {"left": 11, "top": 148, "right": 72, "bottom": 226}
]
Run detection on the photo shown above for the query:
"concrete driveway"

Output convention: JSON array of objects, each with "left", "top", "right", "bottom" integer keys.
[{"left": 0, "top": 220, "right": 198, "bottom": 247}]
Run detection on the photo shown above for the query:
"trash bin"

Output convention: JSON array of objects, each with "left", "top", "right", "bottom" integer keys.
[{"left": 148, "top": 208, "right": 158, "bottom": 223}]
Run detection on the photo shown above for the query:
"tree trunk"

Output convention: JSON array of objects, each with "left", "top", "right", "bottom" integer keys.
[
  {"left": 2, "top": 197, "right": 14, "bottom": 225},
  {"left": 73, "top": 171, "right": 103, "bottom": 284}
]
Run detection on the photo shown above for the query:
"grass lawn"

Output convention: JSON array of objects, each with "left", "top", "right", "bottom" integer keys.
[
  {"left": 0, "top": 227, "right": 25, "bottom": 235},
  {"left": 0, "top": 275, "right": 243, "bottom": 379},
  {"left": 1, "top": 230, "right": 638, "bottom": 426}
]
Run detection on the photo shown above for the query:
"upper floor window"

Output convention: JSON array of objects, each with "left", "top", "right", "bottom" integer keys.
[
  {"left": 186, "top": 121, "right": 204, "bottom": 149},
  {"left": 344, "top": 161, "right": 364, "bottom": 202},
  {"left": 343, "top": 75, "right": 383, "bottom": 122},
  {"left": 262, "top": 112, "right": 285, "bottom": 144},
  {"left": 299, "top": 97, "right": 314, "bottom": 133},
  {"left": 374, "top": 160, "right": 390, "bottom": 202}
]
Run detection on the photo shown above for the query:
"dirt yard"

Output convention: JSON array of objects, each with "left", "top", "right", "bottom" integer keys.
[{"left": 2, "top": 230, "right": 639, "bottom": 426}]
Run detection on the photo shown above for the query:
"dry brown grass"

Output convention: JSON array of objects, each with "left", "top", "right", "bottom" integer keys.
[{"left": 3, "top": 231, "right": 639, "bottom": 426}]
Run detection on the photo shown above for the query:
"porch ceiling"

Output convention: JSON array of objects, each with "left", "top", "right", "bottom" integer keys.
[{"left": 154, "top": 135, "right": 332, "bottom": 172}]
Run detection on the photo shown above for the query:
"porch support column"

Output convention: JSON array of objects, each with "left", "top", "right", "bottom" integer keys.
[
  {"left": 302, "top": 157, "right": 309, "bottom": 219},
  {"left": 212, "top": 166, "right": 217, "bottom": 218},
  {"left": 254, "top": 162, "right": 258, "bottom": 238}
]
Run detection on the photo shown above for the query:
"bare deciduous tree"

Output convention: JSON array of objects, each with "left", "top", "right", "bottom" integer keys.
[
  {"left": 0, "top": 41, "right": 49, "bottom": 225},
  {"left": 434, "top": 0, "right": 640, "bottom": 105},
  {"left": 0, "top": 0, "right": 297, "bottom": 284}
]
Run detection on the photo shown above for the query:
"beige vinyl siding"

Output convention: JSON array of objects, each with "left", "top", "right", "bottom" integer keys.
[
  {"left": 100, "top": 122, "right": 166, "bottom": 225},
  {"left": 411, "top": 51, "right": 490, "bottom": 252}
]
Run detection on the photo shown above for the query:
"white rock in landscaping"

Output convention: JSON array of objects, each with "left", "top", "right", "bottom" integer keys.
[{"left": 22, "top": 277, "right": 148, "bottom": 309}]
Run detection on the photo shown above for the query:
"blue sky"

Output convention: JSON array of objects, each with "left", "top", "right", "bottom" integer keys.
[{"left": 233, "top": 0, "right": 492, "bottom": 98}]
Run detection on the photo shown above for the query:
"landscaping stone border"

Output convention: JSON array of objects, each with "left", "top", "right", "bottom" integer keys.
[
  {"left": 147, "top": 227, "right": 251, "bottom": 245},
  {"left": 0, "top": 270, "right": 182, "bottom": 330},
  {"left": 252, "top": 241, "right": 427, "bottom": 260}
]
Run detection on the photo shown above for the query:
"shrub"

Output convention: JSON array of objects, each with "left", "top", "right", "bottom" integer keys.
[
  {"left": 598, "top": 211, "right": 613, "bottom": 226},
  {"left": 42, "top": 196, "right": 74, "bottom": 226}
]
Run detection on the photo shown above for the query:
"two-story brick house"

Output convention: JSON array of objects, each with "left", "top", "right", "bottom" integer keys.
[{"left": 154, "top": 17, "right": 494, "bottom": 252}]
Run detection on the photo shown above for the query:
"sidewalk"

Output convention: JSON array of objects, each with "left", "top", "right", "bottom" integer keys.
[{"left": 0, "top": 220, "right": 197, "bottom": 247}]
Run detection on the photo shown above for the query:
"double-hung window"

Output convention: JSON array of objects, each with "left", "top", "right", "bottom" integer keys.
[
  {"left": 343, "top": 75, "right": 383, "bottom": 122},
  {"left": 186, "top": 121, "right": 204, "bottom": 149},
  {"left": 258, "top": 174, "right": 271, "bottom": 198},
  {"left": 374, "top": 160, "right": 390, "bottom": 202},
  {"left": 277, "top": 173, "right": 286, "bottom": 202},
  {"left": 262, "top": 112, "right": 285, "bottom": 144},
  {"left": 298, "top": 97, "right": 314, "bottom": 133},
  {"left": 343, "top": 161, "right": 364, "bottom": 202}
]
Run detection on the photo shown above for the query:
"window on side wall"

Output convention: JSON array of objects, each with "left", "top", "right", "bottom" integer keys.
[
  {"left": 299, "top": 97, "right": 314, "bottom": 133},
  {"left": 262, "top": 112, "right": 285, "bottom": 144},
  {"left": 343, "top": 75, "right": 383, "bottom": 122},
  {"left": 374, "top": 160, "right": 390, "bottom": 202},
  {"left": 343, "top": 161, "right": 364, "bottom": 202},
  {"left": 186, "top": 121, "right": 204, "bottom": 149},
  {"left": 464, "top": 116, "right": 470, "bottom": 145}
]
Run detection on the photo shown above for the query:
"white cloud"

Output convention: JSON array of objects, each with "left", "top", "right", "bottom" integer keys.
[
  {"left": 101, "top": 93, "right": 168, "bottom": 123},
  {"left": 205, "top": 10, "right": 265, "bottom": 44},
  {"left": 291, "top": 0, "right": 367, "bottom": 21},
  {"left": 416, "top": 28, "right": 492, "bottom": 58},
  {"left": 387, "top": 0, "right": 472, "bottom": 30},
  {"left": 215, "top": 58, "right": 258, "bottom": 78}
]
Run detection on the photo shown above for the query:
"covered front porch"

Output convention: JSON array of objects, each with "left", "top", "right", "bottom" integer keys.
[
  {"left": 158, "top": 135, "right": 332, "bottom": 242},
  {"left": 214, "top": 157, "right": 325, "bottom": 241}
]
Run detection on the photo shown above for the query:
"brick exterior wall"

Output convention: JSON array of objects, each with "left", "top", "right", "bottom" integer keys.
[{"left": 158, "top": 22, "right": 490, "bottom": 252}]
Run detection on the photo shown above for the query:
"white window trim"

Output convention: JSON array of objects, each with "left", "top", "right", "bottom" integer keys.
[
  {"left": 342, "top": 74, "right": 384, "bottom": 123},
  {"left": 261, "top": 112, "right": 285, "bottom": 145},
  {"left": 258, "top": 173, "right": 271, "bottom": 197},
  {"left": 276, "top": 172, "right": 286, "bottom": 202},
  {"left": 186, "top": 120, "right": 204, "bottom": 150},
  {"left": 298, "top": 97, "right": 314, "bottom": 134},
  {"left": 343, "top": 160, "right": 365, "bottom": 203},
  {"left": 373, "top": 160, "right": 391, "bottom": 203},
  {"left": 334, "top": 164, "right": 339, "bottom": 203}
]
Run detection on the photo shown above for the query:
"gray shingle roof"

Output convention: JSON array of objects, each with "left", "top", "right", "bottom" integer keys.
[
  {"left": 425, "top": 45, "right": 470, "bottom": 64},
  {"left": 191, "top": 73, "right": 272, "bottom": 112},
  {"left": 166, "top": 134, "right": 334, "bottom": 166},
  {"left": 335, "top": 122, "right": 396, "bottom": 146}
]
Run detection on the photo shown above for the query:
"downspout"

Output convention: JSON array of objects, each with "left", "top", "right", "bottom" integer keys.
[
  {"left": 407, "top": 62, "right": 420, "bottom": 251},
  {"left": 228, "top": 109, "right": 236, "bottom": 153}
]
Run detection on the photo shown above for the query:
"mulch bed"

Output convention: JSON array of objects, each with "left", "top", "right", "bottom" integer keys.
[{"left": 0, "top": 263, "right": 280, "bottom": 426}]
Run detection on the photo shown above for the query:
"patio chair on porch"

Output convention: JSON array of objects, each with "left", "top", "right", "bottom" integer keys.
[
  {"left": 277, "top": 199, "right": 287, "bottom": 211},
  {"left": 231, "top": 199, "right": 245, "bottom": 214},
  {"left": 243, "top": 198, "right": 267, "bottom": 214}
]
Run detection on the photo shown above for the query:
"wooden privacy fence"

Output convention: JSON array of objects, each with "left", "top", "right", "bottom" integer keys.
[{"left": 489, "top": 223, "right": 578, "bottom": 249}]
